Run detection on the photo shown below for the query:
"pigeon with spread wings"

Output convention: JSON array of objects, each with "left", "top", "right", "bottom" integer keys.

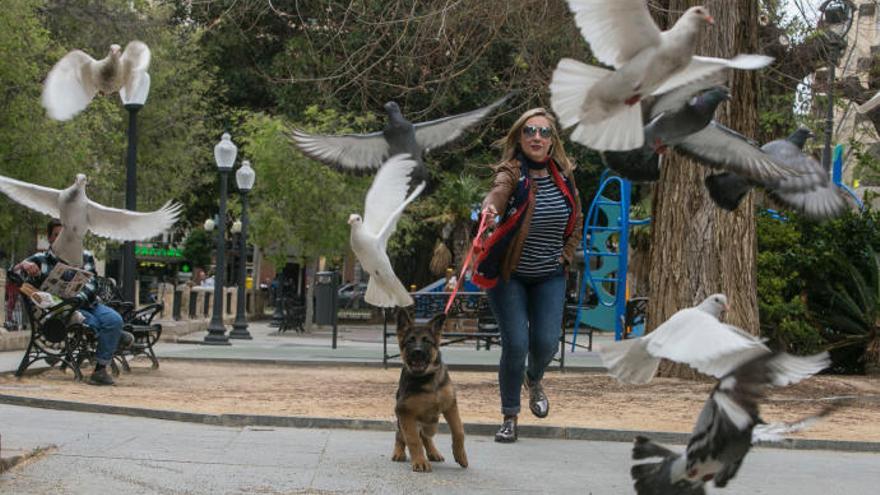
[
  {"left": 349, "top": 154, "right": 425, "bottom": 308},
  {"left": 550, "top": 0, "right": 773, "bottom": 151},
  {"left": 42, "top": 41, "right": 151, "bottom": 121},
  {"left": 630, "top": 351, "right": 832, "bottom": 494},
  {"left": 290, "top": 94, "right": 510, "bottom": 185},
  {"left": 0, "top": 173, "right": 181, "bottom": 266}
]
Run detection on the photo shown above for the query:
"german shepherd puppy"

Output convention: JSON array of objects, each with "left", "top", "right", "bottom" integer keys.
[{"left": 392, "top": 311, "right": 468, "bottom": 472}]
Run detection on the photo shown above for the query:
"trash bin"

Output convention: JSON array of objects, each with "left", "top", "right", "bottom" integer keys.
[{"left": 314, "top": 271, "right": 340, "bottom": 326}]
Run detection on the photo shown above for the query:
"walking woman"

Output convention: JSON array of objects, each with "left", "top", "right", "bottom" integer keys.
[{"left": 473, "top": 108, "right": 583, "bottom": 443}]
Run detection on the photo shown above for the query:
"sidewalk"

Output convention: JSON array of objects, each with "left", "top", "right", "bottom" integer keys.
[{"left": 2, "top": 404, "right": 879, "bottom": 494}]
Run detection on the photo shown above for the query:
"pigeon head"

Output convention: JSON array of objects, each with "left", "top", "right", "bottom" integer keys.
[
  {"left": 693, "top": 86, "right": 730, "bottom": 115},
  {"left": 109, "top": 44, "right": 122, "bottom": 57},
  {"left": 383, "top": 101, "right": 402, "bottom": 117},
  {"left": 74, "top": 174, "right": 88, "bottom": 189},
  {"left": 697, "top": 293, "right": 729, "bottom": 318},
  {"left": 348, "top": 213, "right": 363, "bottom": 226},
  {"left": 787, "top": 127, "right": 815, "bottom": 150},
  {"left": 681, "top": 6, "right": 715, "bottom": 26}
]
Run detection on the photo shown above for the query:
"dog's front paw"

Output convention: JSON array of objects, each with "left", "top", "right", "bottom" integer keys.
[
  {"left": 426, "top": 449, "right": 444, "bottom": 462},
  {"left": 454, "top": 448, "right": 468, "bottom": 468},
  {"left": 391, "top": 449, "right": 407, "bottom": 462},
  {"left": 411, "top": 458, "right": 432, "bottom": 472}
]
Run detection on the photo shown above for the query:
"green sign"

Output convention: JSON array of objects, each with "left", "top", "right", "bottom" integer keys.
[{"left": 135, "top": 245, "right": 184, "bottom": 259}]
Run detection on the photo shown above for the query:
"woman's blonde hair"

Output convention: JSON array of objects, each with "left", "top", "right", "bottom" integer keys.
[{"left": 492, "top": 107, "right": 575, "bottom": 173}]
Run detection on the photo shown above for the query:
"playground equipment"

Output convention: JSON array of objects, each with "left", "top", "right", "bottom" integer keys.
[
  {"left": 833, "top": 144, "right": 865, "bottom": 210},
  {"left": 571, "top": 172, "right": 650, "bottom": 350}
]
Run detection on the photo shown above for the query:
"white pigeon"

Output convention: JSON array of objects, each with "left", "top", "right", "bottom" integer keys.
[
  {"left": 0, "top": 173, "right": 182, "bottom": 266},
  {"left": 42, "top": 41, "right": 151, "bottom": 121},
  {"left": 857, "top": 89, "right": 880, "bottom": 114},
  {"left": 349, "top": 154, "right": 425, "bottom": 308},
  {"left": 550, "top": 1, "right": 774, "bottom": 151},
  {"left": 599, "top": 294, "right": 777, "bottom": 384}
]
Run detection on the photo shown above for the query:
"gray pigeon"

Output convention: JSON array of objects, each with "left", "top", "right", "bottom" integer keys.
[
  {"left": 703, "top": 127, "right": 848, "bottom": 219},
  {"left": 289, "top": 94, "right": 510, "bottom": 186},
  {"left": 42, "top": 41, "right": 151, "bottom": 121},
  {"left": 630, "top": 351, "right": 831, "bottom": 494},
  {"left": 0, "top": 173, "right": 181, "bottom": 266},
  {"left": 550, "top": 1, "right": 773, "bottom": 151},
  {"left": 600, "top": 82, "right": 799, "bottom": 184}
]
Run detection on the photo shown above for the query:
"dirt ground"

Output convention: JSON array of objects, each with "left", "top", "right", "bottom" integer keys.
[{"left": 1, "top": 359, "right": 878, "bottom": 442}]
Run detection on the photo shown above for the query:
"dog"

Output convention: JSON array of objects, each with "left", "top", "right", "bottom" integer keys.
[{"left": 392, "top": 310, "right": 468, "bottom": 472}]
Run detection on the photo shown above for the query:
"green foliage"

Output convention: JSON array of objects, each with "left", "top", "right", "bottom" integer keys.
[
  {"left": 757, "top": 209, "right": 880, "bottom": 371},
  {"left": 181, "top": 228, "right": 213, "bottom": 270}
]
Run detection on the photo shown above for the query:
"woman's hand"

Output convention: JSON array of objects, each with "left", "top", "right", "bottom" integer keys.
[
  {"left": 15, "top": 261, "right": 40, "bottom": 277},
  {"left": 482, "top": 204, "right": 498, "bottom": 225}
]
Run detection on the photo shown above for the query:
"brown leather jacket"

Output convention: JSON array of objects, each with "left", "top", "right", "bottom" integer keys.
[{"left": 481, "top": 158, "right": 583, "bottom": 281}]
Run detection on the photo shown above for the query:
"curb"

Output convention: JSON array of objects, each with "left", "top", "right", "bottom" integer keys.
[
  {"left": 157, "top": 356, "right": 608, "bottom": 373},
  {"left": 2, "top": 394, "right": 878, "bottom": 453}
]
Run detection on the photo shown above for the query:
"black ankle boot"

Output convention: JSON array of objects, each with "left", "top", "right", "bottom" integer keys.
[{"left": 494, "top": 415, "right": 518, "bottom": 443}]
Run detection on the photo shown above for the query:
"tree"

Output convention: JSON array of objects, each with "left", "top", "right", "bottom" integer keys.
[{"left": 646, "top": 0, "right": 762, "bottom": 379}]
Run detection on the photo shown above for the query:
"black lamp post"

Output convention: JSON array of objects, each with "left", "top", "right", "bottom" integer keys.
[
  {"left": 818, "top": 0, "right": 855, "bottom": 172},
  {"left": 230, "top": 160, "right": 255, "bottom": 339},
  {"left": 120, "top": 73, "right": 151, "bottom": 303},
  {"left": 204, "top": 132, "right": 237, "bottom": 345}
]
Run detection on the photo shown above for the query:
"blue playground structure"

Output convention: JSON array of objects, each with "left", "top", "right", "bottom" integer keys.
[
  {"left": 571, "top": 172, "right": 650, "bottom": 350},
  {"left": 832, "top": 144, "right": 865, "bottom": 210}
]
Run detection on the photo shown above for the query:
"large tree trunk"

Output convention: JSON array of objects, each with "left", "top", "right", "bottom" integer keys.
[{"left": 647, "top": 0, "right": 761, "bottom": 379}]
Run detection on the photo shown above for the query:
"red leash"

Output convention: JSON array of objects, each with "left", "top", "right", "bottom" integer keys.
[{"left": 444, "top": 210, "right": 493, "bottom": 315}]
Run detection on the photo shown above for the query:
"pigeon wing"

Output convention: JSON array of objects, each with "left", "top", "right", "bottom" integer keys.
[
  {"left": 0, "top": 175, "right": 62, "bottom": 218},
  {"left": 363, "top": 155, "right": 424, "bottom": 244},
  {"left": 42, "top": 50, "right": 99, "bottom": 121},
  {"left": 565, "top": 0, "right": 662, "bottom": 68},
  {"left": 857, "top": 89, "right": 880, "bottom": 114},
  {"left": 289, "top": 128, "right": 390, "bottom": 171},
  {"left": 652, "top": 55, "right": 773, "bottom": 97},
  {"left": 676, "top": 122, "right": 800, "bottom": 182},
  {"left": 86, "top": 200, "right": 182, "bottom": 241},
  {"left": 646, "top": 308, "right": 769, "bottom": 379},
  {"left": 413, "top": 93, "right": 510, "bottom": 151},
  {"left": 647, "top": 73, "right": 729, "bottom": 119}
]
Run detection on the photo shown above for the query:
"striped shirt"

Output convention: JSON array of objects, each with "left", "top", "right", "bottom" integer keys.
[{"left": 515, "top": 175, "right": 571, "bottom": 277}]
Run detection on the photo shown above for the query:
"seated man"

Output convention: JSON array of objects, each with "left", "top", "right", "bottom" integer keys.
[{"left": 14, "top": 219, "right": 130, "bottom": 386}]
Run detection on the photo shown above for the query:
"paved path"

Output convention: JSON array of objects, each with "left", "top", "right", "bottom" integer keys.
[{"left": 2, "top": 404, "right": 879, "bottom": 494}]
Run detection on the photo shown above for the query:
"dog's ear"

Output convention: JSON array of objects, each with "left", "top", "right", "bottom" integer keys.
[
  {"left": 396, "top": 308, "right": 412, "bottom": 345},
  {"left": 428, "top": 313, "right": 447, "bottom": 342}
]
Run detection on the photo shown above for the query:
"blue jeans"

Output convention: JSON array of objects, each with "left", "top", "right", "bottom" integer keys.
[
  {"left": 80, "top": 303, "right": 124, "bottom": 366},
  {"left": 488, "top": 266, "right": 566, "bottom": 416}
]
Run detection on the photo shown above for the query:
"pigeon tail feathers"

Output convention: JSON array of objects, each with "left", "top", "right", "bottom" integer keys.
[
  {"left": 549, "top": 58, "right": 610, "bottom": 129},
  {"left": 364, "top": 272, "right": 413, "bottom": 308},
  {"left": 572, "top": 103, "right": 645, "bottom": 151}
]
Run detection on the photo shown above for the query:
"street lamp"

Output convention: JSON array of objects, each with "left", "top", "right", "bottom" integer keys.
[
  {"left": 119, "top": 73, "right": 151, "bottom": 303},
  {"left": 203, "top": 132, "right": 237, "bottom": 345},
  {"left": 230, "top": 160, "right": 255, "bottom": 340},
  {"left": 818, "top": 0, "right": 855, "bottom": 172}
]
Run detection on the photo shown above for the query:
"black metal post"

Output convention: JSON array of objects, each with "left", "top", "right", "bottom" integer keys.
[
  {"left": 230, "top": 191, "right": 252, "bottom": 339},
  {"left": 822, "top": 63, "right": 836, "bottom": 172},
  {"left": 122, "top": 104, "right": 141, "bottom": 303},
  {"left": 204, "top": 170, "right": 231, "bottom": 345}
]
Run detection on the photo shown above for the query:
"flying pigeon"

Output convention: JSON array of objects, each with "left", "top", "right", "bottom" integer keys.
[
  {"left": 0, "top": 173, "right": 181, "bottom": 266},
  {"left": 600, "top": 82, "right": 802, "bottom": 184},
  {"left": 630, "top": 351, "right": 831, "bottom": 494},
  {"left": 290, "top": 93, "right": 510, "bottom": 185},
  {"left": 550, "top": 0, "right": 774, "bottom": 151},
  {"left": 704, "top": 127, "right": 848, "bottom": 220},
  {"left": 349, "top": 154, "right": 425, "bottom": 308},
  {"left": 42, "top": 41, "right": 151, "bottom": 121},
  {"left": 599, "top": 294, "right": 780, "bottom": 385}
]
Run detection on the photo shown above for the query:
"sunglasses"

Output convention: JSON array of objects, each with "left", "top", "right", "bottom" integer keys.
[{"left": 522, "top": 125, "right": 552, "bottom": 139}]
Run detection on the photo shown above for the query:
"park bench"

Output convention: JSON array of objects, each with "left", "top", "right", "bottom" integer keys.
[
  {"left": 382, "top": 291, "right": 569, "bottom": 370},
  {"left": 278, "top": 295, "right": 306, "bottom": 333},
  {"left": 93, "top": 276, "right": 163, "bottom": 371}
]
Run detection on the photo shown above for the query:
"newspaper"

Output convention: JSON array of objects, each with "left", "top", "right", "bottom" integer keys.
[{"left": 39, "top": 262, "right": 94, "bottom": 299}]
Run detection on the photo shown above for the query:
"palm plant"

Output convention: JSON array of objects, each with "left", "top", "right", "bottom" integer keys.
[{"left": 810, "top": 250, "right": 880, "bottom": 374}]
